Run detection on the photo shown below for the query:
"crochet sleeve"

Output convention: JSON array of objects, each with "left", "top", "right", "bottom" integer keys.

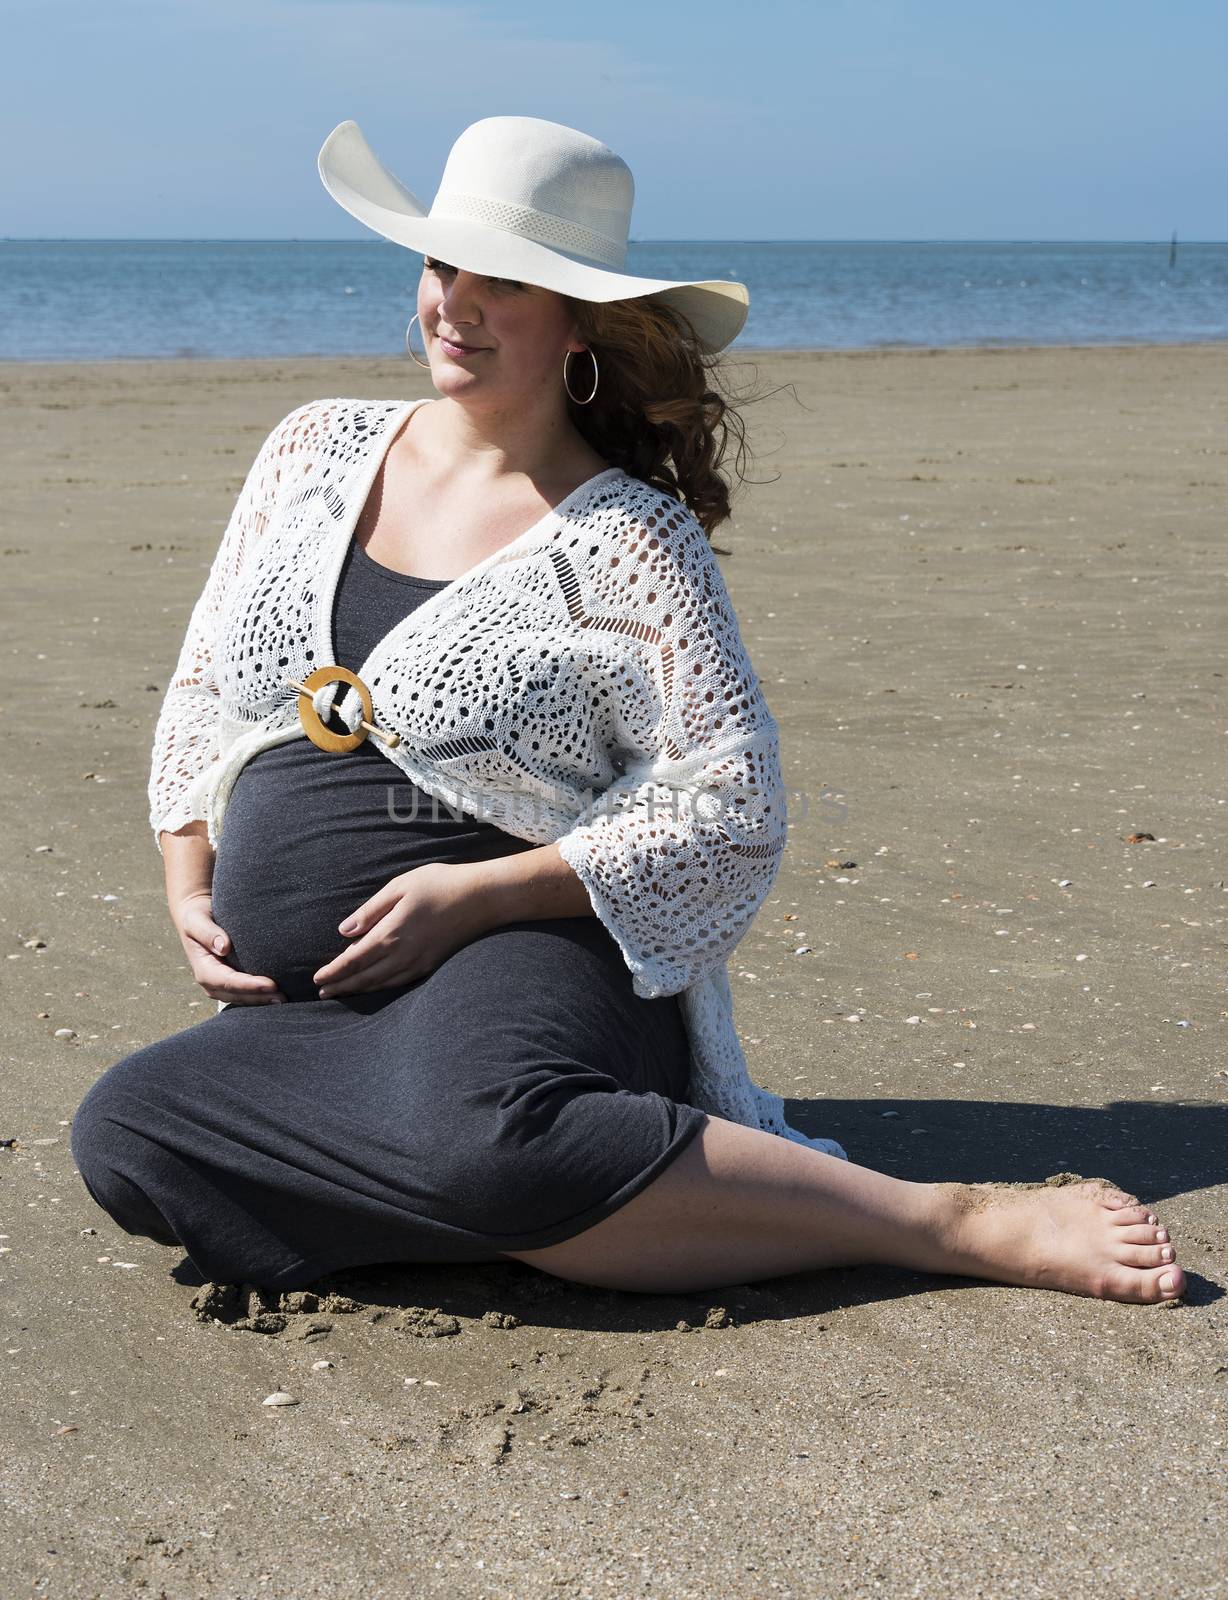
[
  {"left": 146, "top": 401, "right": 314, "bottom": 854},
  {"left": 554, "top": 492, "right": 789, "bottom": 1001}
]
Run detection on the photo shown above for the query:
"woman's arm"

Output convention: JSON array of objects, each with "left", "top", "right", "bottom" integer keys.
[
  {"left": 147, "top": 404, "right": 323, "bottom": 998},
  {"left": 147, "top": 401, "right": 317, "bottom": 853},
  {"left": 460, "top": 842, "right": 595, "bottom": 926},
  {"left": 413, "top": 492, "right": 788, "bottom": 995},
  {"left": 550, "top": 495, "right": 789, "bottom": 1000},
  {"left": 160, "top": 819, "right": 215, "bottom": 906}
]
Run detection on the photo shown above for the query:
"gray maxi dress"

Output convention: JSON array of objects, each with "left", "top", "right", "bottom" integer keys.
[{"left": 69, "top": 535, "right": 708, "bottom": 1289}]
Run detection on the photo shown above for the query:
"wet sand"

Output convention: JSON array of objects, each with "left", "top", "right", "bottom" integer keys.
[{"left": 2, "top": 345, "right": 1225, "bottom": 1597}]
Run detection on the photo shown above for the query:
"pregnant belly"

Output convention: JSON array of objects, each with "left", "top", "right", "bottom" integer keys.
[{"left": 208, "top": 742, "right": 536, "bottom": 1001}]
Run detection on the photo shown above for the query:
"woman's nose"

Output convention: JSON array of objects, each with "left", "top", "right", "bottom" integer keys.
[{"left": 439, "top": 271, "right": 485, "bottom": 323}]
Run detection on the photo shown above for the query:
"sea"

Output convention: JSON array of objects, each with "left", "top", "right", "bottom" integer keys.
[{"left": 1, "top": 239, "right": 1224, "bottom": 361}]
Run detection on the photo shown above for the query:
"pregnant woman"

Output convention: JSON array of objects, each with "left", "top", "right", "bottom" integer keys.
[{"left": 71, "top": 116, "right": 1184, "bottom": 1305}]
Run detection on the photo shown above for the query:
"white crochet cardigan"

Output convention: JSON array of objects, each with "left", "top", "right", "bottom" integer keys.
[{"left": 148, "top": 396, "right": 847, "bottom": 1160}]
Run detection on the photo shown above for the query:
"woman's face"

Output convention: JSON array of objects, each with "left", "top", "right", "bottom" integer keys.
[{"left": 416, "top": 257, "right": 586, "bottom": 410}]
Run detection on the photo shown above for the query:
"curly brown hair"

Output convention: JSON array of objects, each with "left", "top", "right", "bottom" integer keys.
[{"left": 560, "top": 294, "right": 778, "bottom": 548}]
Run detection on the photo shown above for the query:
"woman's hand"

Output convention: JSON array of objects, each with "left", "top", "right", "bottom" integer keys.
[
  {"left": 312, "top": 862, "right": 494, "bottom": 999},
  {"left": 172, "top": 890, "right": 287, "bottom": 1005}
]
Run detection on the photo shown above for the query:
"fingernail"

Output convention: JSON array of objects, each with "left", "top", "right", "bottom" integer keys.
[
  {"left": 318, "top": 988, "right": 331, "bottom": 999},
  {"left": 1159, "top": 1273, "right": 1176, "bottom": 1294},
  {"left": 213, "top": 935, "right": 226, "bottom": 953},
  {"left": 339, "top": 919, "right": 358, "bottom": 935}
]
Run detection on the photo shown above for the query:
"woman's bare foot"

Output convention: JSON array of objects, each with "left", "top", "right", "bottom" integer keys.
[{"left": 937, "top": 1179, "right": 1186, "bottom": 1303}]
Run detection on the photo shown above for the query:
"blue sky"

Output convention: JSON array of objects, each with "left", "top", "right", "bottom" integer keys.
[{"left": 5, "top": 0, "right": 1225, "bottom": 240}]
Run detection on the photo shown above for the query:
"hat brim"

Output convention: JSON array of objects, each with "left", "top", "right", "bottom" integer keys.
[{"left": 318, "top": 121, "right": 748, "bottom": 353}]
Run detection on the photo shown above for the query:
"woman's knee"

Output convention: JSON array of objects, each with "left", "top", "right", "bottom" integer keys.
[
  {"left": 70, "top": 1065, "right": 125, "bottom": 1183},
  {"left": 69, "top": 1058, "right": 180, "bottom": 1245},
  {"left": 425, "top": 1084, "right": 584, "bottom": 1237},
  {"left": 430, "top": 1076, "right": 675, "bottom": 1241},
  {"left": 70, "top": 1051, "right": 158, "bottom": 1167}
]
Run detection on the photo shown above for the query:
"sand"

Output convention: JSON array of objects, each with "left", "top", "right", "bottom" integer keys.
[{"left": 2, "top": 344, "right": 1225, "bottom": 1598}]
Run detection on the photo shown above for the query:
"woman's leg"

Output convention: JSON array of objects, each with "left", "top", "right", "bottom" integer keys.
[{"left": 504, "top": 1114, "right": 1187, "bottom": 1305}]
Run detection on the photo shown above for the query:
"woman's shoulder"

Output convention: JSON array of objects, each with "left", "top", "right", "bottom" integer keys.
[
  {"left": 230, "top": 398, "right": 409, "bottom": 518},
  {"left": 262, "top": 395, "right": 409, "bottom": 450},
  {"left": 245, "top": 398, "right": 414, "bottom": 489},
  {"left": 587, "top": 469, "right": 713, "bottom": 564},
  {"left": 592, "top": 468, "right": 697, "bottom": 527}
]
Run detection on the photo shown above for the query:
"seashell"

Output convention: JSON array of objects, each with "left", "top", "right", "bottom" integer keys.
[{"left": 262, "top": 1390, "right": 299, "bottom": 1406}]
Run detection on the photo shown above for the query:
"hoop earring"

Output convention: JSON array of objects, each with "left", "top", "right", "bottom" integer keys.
[
  {"left": 563, "top": 346, "right": 599, "bottom": 405},
  {"left": 405, "top": 313, "right": 432, "bottom": 369}
]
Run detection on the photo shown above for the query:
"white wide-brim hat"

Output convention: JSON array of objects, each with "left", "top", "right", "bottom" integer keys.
[{"left": 318, "top": 116, "right": 749, "bottom": 354}]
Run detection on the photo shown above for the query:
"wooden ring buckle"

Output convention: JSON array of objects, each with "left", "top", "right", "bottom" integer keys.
[{"left": 287, "top": 666, "right": 400, "bottom": 753}]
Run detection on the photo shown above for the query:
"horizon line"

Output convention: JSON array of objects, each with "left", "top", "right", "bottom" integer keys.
[{"left": 3, "top": 235, "right": 1225, "bottom": 246}]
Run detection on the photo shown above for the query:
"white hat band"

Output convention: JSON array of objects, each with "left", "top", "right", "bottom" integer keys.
[{"left": 428, "top": 190, "right": 627, "bottom": 269}]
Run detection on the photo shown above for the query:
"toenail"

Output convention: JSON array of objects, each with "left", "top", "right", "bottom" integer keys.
[
  {"left": 1159, "top": 1274, "right": 1176, "bottom": 1295},
  {"left": 1161, "top": 1245, "right": 1174, "bottom": 1261},
  {"left": 1147, "top": 1213, "right": 1157, "bottom": 1224},
  {"left": 1157, "top": 1228, "right": 1168, "bottom": 1242}
]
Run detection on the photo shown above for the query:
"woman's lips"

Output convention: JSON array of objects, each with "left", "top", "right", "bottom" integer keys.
[{"left": 438, "top": 336, "right": 487, "bottom": 358}]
